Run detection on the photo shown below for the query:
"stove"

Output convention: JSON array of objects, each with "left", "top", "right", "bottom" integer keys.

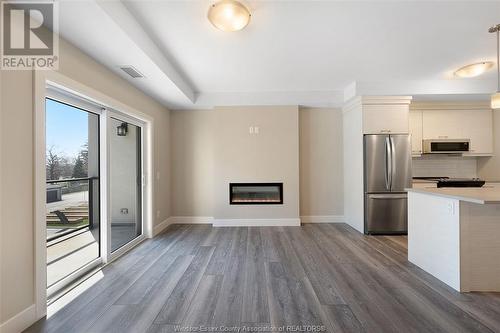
[
  {"left": 436, "top": 178, "right": 485, "bottom": 188},
  {"left": 413, "top": 176, "right": 449, "bottom": 182}
]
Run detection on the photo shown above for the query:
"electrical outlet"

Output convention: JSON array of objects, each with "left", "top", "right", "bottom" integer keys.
[
  {"left": 249, "top": 126, "right": 254, "bottom": 134},
  {"left": 254, "top": 126, "right": 259, "bottom": 134}
]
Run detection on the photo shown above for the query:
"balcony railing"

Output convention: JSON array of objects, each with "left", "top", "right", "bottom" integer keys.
[{"left": 46, "top": 177, "right": 99, "bottom": 242}]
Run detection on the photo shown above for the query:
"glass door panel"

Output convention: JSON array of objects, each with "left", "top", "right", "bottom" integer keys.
[
  {"left": 45, "top": 98, "right": 100, "bottom": 294},
  {"left": 109, "top": 117, "right": 142, "bottom": 252}
]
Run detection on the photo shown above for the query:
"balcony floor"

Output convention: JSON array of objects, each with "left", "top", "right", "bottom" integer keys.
[{"left": 47, "top": 224, "right": 139, "bottom": 289}]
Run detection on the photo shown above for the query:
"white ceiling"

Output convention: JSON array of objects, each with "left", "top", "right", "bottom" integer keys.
[{"left": 57, "top": 1, "right": 500, "bottom": 109}]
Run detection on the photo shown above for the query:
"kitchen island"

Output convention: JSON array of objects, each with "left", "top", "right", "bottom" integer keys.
[{"left": 407, "top": 184, "right": 500, "bottom": 292}]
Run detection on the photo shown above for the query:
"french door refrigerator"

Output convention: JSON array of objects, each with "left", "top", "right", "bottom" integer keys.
[{"left": 364, "top": 134, "right": 412, "bottom": 234}]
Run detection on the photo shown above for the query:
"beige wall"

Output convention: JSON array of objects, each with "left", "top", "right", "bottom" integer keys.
[
  {"left": 0, "top": 38, "right": 170, "bottom": 324},
  {"left": 299, "top": 108, "right": 343, "bottom": 216},
  {"left": 0, "top": 70, "right": 35, "bottom": 325},
  {"left": 214, "top": 106, "right": 300, "bottom": 220},
  {"left": 169, "top": 107, "right": 344, "bottom": 219},
  {"left": 170, "top": 110, "right": 214, "bottom": 216},
  {"left": 478, "top": 110, "right": 500, "bottom": 181}
]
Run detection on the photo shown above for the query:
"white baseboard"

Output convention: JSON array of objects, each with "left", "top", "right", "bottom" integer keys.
[
  {"left": 300, "top": 215, "right": 345, "bottom": 223},
  {"left": 0, "top": 304, "right": 36, "bottom": 333},
  {"left": 153, "top": 218, "right": 171, "bottom": 236},
  {"left": 167, "top": 216, "right": 214, "bottom": 224},
  {"left": 213, "top": 218, "right": 301, "bottom": 227},
  {"left": 158, "top": 216, "right": 343, "bottom": 228}
]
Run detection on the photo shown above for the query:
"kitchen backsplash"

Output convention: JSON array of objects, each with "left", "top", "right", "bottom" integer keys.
[{"left": 412, "top": 155, "right": 477, "bottom": 178}]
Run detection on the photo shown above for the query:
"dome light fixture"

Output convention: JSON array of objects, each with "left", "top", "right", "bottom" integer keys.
[
  {"left": 208, "top": 0, "right": 251, "bottom": 32},
  {"left": 454, "top": 62, "right": 494, "bottom": 78},
  {"left": 490, "top": 24, "right": 500, "bottom": 109}
]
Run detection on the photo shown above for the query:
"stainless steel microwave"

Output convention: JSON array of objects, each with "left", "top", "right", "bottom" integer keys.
[{"left": 422, "top": 139, "right": 470, "bottom": 154}]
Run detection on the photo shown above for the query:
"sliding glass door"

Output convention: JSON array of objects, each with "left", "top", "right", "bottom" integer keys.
[
  {"left": 44, "top": 85, "right": 147, "bottom": 302},
  {"left": 108, "top": 116, "right": 143, "bottom": 253}
]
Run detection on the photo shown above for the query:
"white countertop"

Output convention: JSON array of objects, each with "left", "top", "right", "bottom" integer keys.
[{"left": 407, "top": 183, "right": 500, "bottom": 204}]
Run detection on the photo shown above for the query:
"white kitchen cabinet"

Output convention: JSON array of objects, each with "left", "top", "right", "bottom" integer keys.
[
  {"left": 461, "top": 110, "right": 493, "bottom": 156},
  {"left": 362, "top": 104, "right": 409, "bottom": 134},
  {"left": 422, "top": 110, "right": 462, "bottom": 140},
  {"left": 419, "top": 108, "right": 493, "bottom": 156},
  {"left": 409, "top": 110, "right": 423, "bottom": 156}
]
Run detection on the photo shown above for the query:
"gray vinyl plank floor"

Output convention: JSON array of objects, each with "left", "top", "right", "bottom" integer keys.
[{"left": 25, "top": 224, "right": 500, "bottom": 333}]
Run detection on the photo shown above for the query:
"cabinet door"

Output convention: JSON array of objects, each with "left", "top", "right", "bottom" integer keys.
[
  {"left": 421, "top": 108, "right": 493, "bottom": 156},
  {"left": 363, "top": 105, "right": 409, "bottom": 134},
  {"left": 460, "top": 109, "right": 493, "bottom": 156},
  {"left": 409, "top": 110, "right": 423, "bottom": 155},
  {"left": 422, "top": 110, "right": 462, "bottom": 139}
]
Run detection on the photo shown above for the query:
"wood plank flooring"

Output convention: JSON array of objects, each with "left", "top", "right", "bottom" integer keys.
[{"left": 25, "top": 224, "right": 500, "bottom": 333}]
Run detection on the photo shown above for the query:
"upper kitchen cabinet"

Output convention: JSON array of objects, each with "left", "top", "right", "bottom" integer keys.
[
  {"left": 422, "top": 110, "right": 462, "bottom": 140},
  {"left": 362, "top": 104, "right": 410, "bottom": 134},
  {"left": 409, "top": 110, "right": 423, "bottom": 156},
  {"left": 460, "top": 109, "right": 493, "bottom": 156},
  {"left": 412, "top": 103, "right": 493, "bottom": 156}
]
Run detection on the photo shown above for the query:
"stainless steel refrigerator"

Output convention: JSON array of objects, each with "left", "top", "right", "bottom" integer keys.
[{"left": 364, "top": 134, "right": 412, "bottom": 234}]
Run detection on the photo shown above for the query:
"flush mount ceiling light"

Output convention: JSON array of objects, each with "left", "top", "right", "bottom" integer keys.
[
  {"left": 454, "top": 62, "right": 494, "bottom": 78},
  {"left": 208, "top": 0, "right": 251, "bottom": 32},
  {"left": 490, "top": 24, "right": 500, "bottom": 109}
]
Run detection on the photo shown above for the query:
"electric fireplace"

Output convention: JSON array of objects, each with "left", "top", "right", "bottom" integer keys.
[{"left": 229, "top": 183, "right": 283, "bottom": 205}]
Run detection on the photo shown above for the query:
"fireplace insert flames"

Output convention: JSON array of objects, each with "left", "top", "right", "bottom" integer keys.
[{"left": 229, "top": 183, "right": 283, "bottom": 205}]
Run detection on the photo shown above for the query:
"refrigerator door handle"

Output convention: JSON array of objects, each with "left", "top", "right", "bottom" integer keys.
[
  {"left": 390, "top": 136, "right": 396, "bottom": 191},
  {"left": 385, "top": 137, "right": 392, "bottom": 190}
]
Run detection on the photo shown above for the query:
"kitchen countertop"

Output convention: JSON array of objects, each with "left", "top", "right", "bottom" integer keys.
[{"left": 407, "top": 183, "right": 500, "bottom": 204}]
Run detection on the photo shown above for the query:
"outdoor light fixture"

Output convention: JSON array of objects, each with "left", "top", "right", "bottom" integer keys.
[
  {"left": 117, "top": 122, "right": 128, "bottom": 136},
  {"left": 208, "top": 0, "right": 251, "bottom": 32},
  {"left": 490, "top": 23, "right": 500, "bottom": 109},
  {"left": 454, "top": 62, "right": 494, "bottom": 78}
]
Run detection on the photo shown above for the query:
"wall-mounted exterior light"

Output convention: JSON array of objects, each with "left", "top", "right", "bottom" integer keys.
[{"left": 117, "top": 122, "right": 128, "bottom": 136}]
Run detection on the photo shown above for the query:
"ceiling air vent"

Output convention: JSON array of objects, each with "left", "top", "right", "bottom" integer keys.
[{"left": 120, "top": 66, "right": 144, "bottom": 78}]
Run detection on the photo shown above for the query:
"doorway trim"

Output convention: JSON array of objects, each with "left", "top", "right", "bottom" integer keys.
[{"left": 33, "top": 70, "right": 155, "bottom": 320}]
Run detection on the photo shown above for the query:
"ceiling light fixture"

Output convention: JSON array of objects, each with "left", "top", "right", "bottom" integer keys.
[
  {"left": 490, "top": 23, "right": 500, "bottom": 109},
  {"left": 208, "top": 0, "right": 251, "bottom": 32},
  {"left": 454, "top": 62, "right": 494, "bottom": 78}
]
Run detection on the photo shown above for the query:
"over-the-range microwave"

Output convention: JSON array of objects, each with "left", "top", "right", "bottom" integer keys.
[{"left": 422, "top": 139, "right": 470, "bottom": 154}]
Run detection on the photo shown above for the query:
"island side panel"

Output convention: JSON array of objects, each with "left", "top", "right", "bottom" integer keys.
[
  {"left": 408, "top": 191, "right": 461, "bottom": 291},
  {"left": 460, "top": 201, "right": 500, "bottom": 292}
]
